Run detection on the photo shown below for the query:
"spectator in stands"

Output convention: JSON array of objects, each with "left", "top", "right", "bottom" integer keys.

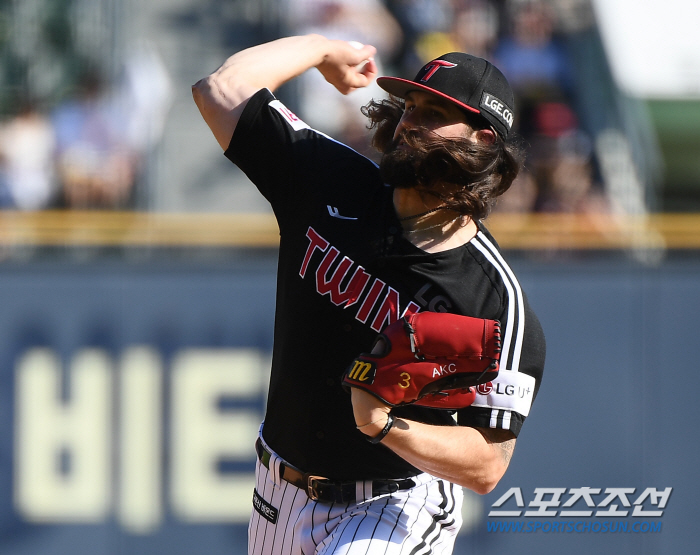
[
  {"left": 495, "top": 101, "right": 608, "bottom": 215},
  {"left": 51, "top": 67, "right": 138, "bottom": 209},
  {"left": 449, "top": 0, "right": 500, "bottom": 59},
  {"left": 530, "top": 102, "right": 608, "bottom": 213},
  {"left": 493, "top": 0, "right": 574, "bottom": 138},
  {"left": 536, "top": 128, "right": 608, "bottom": 214},
  {"left": 409, "top": 0, "right": 498, "bottom": 64},
  {"left": 0, "top": 97, "right": 57, "bottom": 210},
  {"left": 385, "top": 0, "right": 457, "bottom": 75}
]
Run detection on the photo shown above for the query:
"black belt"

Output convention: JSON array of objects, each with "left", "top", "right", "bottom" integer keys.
[{"left": 255, "top": 438, "right": 415, "bottom": 503}]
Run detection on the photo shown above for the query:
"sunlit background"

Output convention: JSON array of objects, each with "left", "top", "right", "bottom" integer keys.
[{"left": 0, "top": 1, "right": 698, "bottom": 554}]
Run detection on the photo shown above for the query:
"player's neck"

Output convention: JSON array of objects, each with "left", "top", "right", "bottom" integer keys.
[{"left": 393, "top": 188, "right": 477, "bottom": 253}]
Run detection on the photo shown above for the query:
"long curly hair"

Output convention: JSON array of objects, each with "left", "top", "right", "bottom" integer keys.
[{"left": 362, "top": 97, "right": 525, "bottom": 221}]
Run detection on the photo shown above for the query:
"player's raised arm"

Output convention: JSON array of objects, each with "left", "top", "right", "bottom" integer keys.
[{"left": 191, "top": 34, "right": 377, "bottom": 150}]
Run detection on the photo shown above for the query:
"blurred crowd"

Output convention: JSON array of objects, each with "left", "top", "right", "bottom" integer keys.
[
  {"left": 0, "top": 47, "right": 172, "bottom": 211},
  {"left": 284, "top": 0, "right": 611, "bottom": 216},
  {"left": 0, "top": 0, "right": 609, "bottom": 215}
]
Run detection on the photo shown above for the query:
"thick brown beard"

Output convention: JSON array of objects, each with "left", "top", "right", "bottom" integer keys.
[
  {"left": 379, "top": 129, "right": 470, "bottom": 193},
  {"left": 365, "top": 98, "right": 524, "bottom": 220},
  {"left": 379, "top": 143, "right": 423, "bottom": 190}
]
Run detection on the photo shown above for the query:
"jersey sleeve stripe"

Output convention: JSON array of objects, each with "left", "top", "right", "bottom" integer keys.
[
  {"left": 266, "top": 97, "right": 380, "bottom": 168},
  {"left": 472, "top": 231, "right": 525, "bottom": 373},
  {"left": 473, "top": 237, "right": 516, "bottom": 367},
  {"left": 490, "top": 409, "right": 499, "bottom": 428},
  {"left": 502, "top": 410, "right": 512, "bottom": 430}
]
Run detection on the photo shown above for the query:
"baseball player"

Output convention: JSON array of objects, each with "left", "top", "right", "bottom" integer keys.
[{"left": 193, "top": 34, "right": 545, "bottom": 555}]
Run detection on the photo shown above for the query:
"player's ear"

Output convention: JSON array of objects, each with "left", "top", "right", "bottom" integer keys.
[{"left": 475, "top": 128, "right": 496, "bottom": 145}]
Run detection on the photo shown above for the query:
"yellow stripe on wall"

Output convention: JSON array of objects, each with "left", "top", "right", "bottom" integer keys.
[{"left": 0, "top": 211, "right": 699, "bottom": 250}]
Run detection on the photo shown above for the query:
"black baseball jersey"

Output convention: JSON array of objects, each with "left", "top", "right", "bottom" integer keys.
[{"left": 225, "top": 88, "right": 545, "bottom": 482}]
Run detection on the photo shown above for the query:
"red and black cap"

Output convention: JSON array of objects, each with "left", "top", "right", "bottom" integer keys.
[{"left": 377, "top": 52, "right": 515, "bottom": 139}]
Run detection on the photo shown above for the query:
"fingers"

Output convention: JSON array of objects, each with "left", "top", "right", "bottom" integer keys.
[
  {"left": 351, "top": 43, "right": 377, "bottom": 81},
  {"left": 357, "top": 57, "right": 378, "bottom": 83},
  {"left": 353, "top": 43, "right": 377, "bottom": 65},
  {"left": 319, "top": 40, "right": 378, "bottom": 94},
  {"left": 336, "top": 57, "right": 378, "bottom": 95}
]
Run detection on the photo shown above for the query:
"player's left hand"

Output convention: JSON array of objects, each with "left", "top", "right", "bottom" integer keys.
[{"left": 351, "top": 387, "right": 391, "bottom": 437}]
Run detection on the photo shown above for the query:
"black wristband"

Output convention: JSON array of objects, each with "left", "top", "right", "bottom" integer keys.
[{"left": 367, "top": 414, "right": 395, "bottom": 444}]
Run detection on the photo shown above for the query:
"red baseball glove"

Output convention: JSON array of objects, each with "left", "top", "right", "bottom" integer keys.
[{"left": 342, "top": 312, "right": 501, "bottom": 410}]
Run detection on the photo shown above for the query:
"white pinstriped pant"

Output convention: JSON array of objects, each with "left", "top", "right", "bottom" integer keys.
[{"left": 248, "top": 436, "right": 463, "bottom": 555}]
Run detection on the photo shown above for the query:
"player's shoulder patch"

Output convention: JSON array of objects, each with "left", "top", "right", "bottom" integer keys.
[{"left": 269, "top": 99, "right": 310, "bottom": 131}]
